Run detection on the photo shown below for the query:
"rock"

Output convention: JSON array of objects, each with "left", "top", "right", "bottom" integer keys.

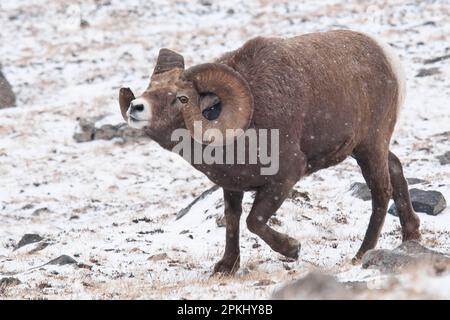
[
  {"left": 289, "top": 189, "right": 310, "bottom": 202},
  {"left": 73, "top": 118, "right": 95, "bottom": 142},
  {"left": 73, "top": 118, "right": 147, "bottom": 143},
  {"left": 32, "top": 207, "right": 51, "bottom": 216},
  {"left": 46, "top": 255, "right": 78, "bottom": 266},
  {"left": 215, "top": 214, "right": 226, "bottom": 227},
  {"left": 94, "top": 124, "right": 120, "bottom": 140},
  {"left": 388, "top": 188, "right": 446, "bottom": 216},
  {"left": 199, "top": 0, "right": 212, "bottom": 6},
  {"left": 148, "top": 253, "right": 168, "bottom": 262},
  {"left": 272, "top": 272, "right": 358, "bottom": 300},
  {"left": 227, "top": 8, "right": 235, "bottom": 15},
  {"left": 362, "top": 241, "right": 450, "bottom": 273},
  {"left": 351, "top": 179, "right": 427, "bottom": 202},
  {"left": 350, "top": 182, "right": 372, "bottom": 201},
  {"left": 254, "top": 279, "right": 275, "bottom": 286},
  {"left": 0, "top": 277, "right": 21, "bottom": 290},
  {"left": 0, "top": 68, "right": 16, "bottom": 109},
  {"left": 28, "top": 242, "right": 50, "bottom": 254},
  {"left": 406, "top": 178, "right": 428, "bottom": 185},
  {"left": 80, "top": 18, "right": 89, "bottom": 28},
  {"left": 416, "top": 67, "right": 441, "bottom": 77},
  {"left": 176, "top": 185, "right": 220, "bottom": 220},
  {"left": 437, "top": 151, "right": 450, "bottom": 165},
  {"left": 15, "top": 234, "right": 43, "bottom": 250},
  {"left": 423, "top": 54, "right": 450, "bottom": 64}
]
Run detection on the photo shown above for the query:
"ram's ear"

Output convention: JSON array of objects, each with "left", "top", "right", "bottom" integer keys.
[{"left": 119, "top": 87, "right": 135, "bottom": 122}]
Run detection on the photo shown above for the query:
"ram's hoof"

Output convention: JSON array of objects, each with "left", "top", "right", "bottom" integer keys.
[
  {"left": 351, "top": 255, "right": 362, "bottom": 265},
  {"left": 285, "top": 241, "right": 301, "bottom": 260},
  {"left": 212, "top": 258, "right": 240, "bottom": 276}
]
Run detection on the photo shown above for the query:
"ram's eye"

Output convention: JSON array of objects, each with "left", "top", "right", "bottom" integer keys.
[{"left": 177, "top": 96, "right": 189, "bottom": 104}]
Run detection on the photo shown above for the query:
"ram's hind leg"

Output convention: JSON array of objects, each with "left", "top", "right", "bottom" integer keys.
[
  {"left": 388, "top": 151, "right": 421, "bottom": 241},
  {"left": 352, "top": 147, "right": 392, "bottom": 263}
]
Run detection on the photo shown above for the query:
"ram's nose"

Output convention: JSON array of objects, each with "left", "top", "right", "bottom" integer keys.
[
  {"left": 130, "top": 101, "right": 145, "bottom": 113},
  {"left": 128, "top": 98, "right": 150, "bottom": 117},
  {"left": 126, "top": 98, "right": 152, "bottom": 129}
]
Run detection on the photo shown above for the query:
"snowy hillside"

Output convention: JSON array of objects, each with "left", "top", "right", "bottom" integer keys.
[{"left": 0, "top": 0, "right": 449, "bottom": 299}]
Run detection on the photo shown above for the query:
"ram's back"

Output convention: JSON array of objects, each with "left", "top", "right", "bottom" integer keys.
[{"left": 218, "top": 30, "right": 402, "bottom": 168}]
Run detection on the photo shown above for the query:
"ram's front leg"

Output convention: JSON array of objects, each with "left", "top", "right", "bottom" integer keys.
[
  {"left": 246, "top": 179, "right": 301, "bottom": 259},
  {"left": 213, "top": 189, "right": 243, "bottom": 275}
]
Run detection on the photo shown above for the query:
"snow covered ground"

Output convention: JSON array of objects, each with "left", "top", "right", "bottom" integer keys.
[{"left": 0, "top": 0, "right": 449, "bottom": 299}]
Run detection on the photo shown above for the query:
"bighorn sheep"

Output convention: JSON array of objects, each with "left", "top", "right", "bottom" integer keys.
[{"left": 119, "top": 30, "right": 421, "bottom": 274}]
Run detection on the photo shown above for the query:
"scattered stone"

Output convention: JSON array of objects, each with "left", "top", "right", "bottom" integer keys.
[
  {"left": 15, "top": 234, "right": 43, "bottom": 250},
  {"left": 437, "top": 151, "right": 450, "bottom": 165},
  {"left": 416, "top": 67, "right": 440, "bottom": 77},
  {"left": 272, "top": 272, "right": 358, "bottom": 300},
  {"left": 37, "top": 282, "right": 52, "bottom": 290},
  {"left": 73, "top": 118, "right": 95, "bottom": 142},
  {"left": 268, "top": 216, "right": 282, "bottom": 226},
  {"left": 132, "top": 217, "right": 153, "bottom": 224},
  {"left": 148, "top": 253, "right": 168, "bottom": 262},
  {"left": 362, "top": 241, "right": 450, "bottom": 273},
  {"left": 254, "top": 279, "right": 276, "bottom": 286},
  {"left": 46, "top": 255, "right": 77, "bottom": 266},
  {"left": 389, "top": 188, "right": 446, "bottom": 216},
  {"left": 406, "top": 178, "right": 428, "bottom": 185},
  {"left": 423, "top": 54, "right": 450, "bottom": 65},
  {"left": 32, "top": 207, "right": 51, "bottom": 216},
  {"left": 21, "top": 204, "right": 34, "bottom": 210},
  {"left": 94, "top": 124, "right": 119, "bottom": 140},
  {"left": 215, "top": 214, "right": 226, "bottom": 227},
  {"left": 199, "top": 0, "right": 212, "bottom": 6},
  {"left": 176, "top": 185, "right": 220, "bottom": 220},
  {"left": 350, "top": 182, "right": 371, "bottom": 201},
  {"left": 80, "top": 18, "right": 89, "bottom": 28},
  {"left": 0, "top": 277, "right": 21, "bottom": 291},
  {"left": 289, "top": 189, "right": 310, "bottom": 202},
  {"left": 77, "top": 263, "right": 93, "bottom": 270},
  {"left": 28, "top": 242, "right": 50, "bottom": 254},
  {"left": 0, "top": 68, "right": 16, "bottom": 109},
  {"left": 73, "top": 117, "right": 147, "bottom": 143}
]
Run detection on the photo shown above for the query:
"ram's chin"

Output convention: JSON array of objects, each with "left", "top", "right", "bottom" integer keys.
[{"left": 128, "top": 119, "right": 149, "bottom": 129}]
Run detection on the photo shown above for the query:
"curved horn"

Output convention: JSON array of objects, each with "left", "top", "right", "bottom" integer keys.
[
  {"left": 119, "top": 87, "right": 135, "bottom": 122},
  {"left": 181, "top": 63, "right": 254, "bottom": 146},
  {"left": 153, "top": 48, "right": 185, "bottom": 75}
]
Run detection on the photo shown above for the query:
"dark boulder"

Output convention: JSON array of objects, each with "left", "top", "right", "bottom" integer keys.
[
  {"left": 0, "top": 68, "right": 16, "bottom": 109},
  {"left": 362, "top": 241, "right": 450, "bottom": 273},
  {"left": 46, "top": 255, "right": 78, "bottom": 266},
  {"left": 437, "top": 151, "right": 450, "bottom": 165},
  {"left": 272, "top": 272, "right": 362, "bottom": 300},
  {"left": 389, "top": 188, "right": 446, "bottom": 216},
  {"left": 15, "top": 234, "right": 43, "bottom": 250}
]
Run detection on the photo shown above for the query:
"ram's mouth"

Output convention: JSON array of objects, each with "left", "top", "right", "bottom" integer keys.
[
  {"left": 127, "top": 114, "right": 149, "bottom": 130},
  {"left": 129, "top": 114, "right": 143, "bottom": 122}
]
